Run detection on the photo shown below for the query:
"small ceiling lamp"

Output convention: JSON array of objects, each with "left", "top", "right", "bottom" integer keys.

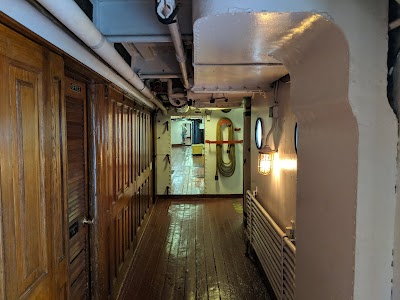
[{"left": 258, "top": 106, "right": 278, "bottom": 175}]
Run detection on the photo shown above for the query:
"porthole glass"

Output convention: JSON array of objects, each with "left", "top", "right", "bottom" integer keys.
[
  {"left": 294, "top": 123, "right": 298, "bottom": 153},
  {"left": 255, "top": 118, "right": 263, "bottom": 149}
]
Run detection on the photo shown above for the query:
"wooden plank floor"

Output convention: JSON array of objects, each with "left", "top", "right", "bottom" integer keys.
[
  {"left": 118, "top": 198, "right": 271, "bottom": 300},
  {"left": 171, "top": 146, "right": 204, "bottom": 195}
]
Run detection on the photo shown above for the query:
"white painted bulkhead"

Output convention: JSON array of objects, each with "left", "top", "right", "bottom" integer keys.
[
  {"left": 251, "top": 83, "right": 297, "bottom": 232},
  {"left": 391, "top": 6, "right": 400, "bottom": 297},
  {"left": 192, "top": 0, "right": 397, "bottom": 299}
]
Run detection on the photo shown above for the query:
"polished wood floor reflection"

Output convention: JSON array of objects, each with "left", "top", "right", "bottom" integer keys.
[
  {"left": 171, "top": 146, "right": 205, "bottom": 195},
  {"left": 119, "top": 198, "right": 271, "bottom": 300}
]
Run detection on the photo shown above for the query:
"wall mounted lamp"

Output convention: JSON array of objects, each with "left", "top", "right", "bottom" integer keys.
[
  {"left": 258, "top": 106, "right": 278, "bottom": 175},
  {"left": 258, "top": 145, "right": 277, "bottom": 175}
]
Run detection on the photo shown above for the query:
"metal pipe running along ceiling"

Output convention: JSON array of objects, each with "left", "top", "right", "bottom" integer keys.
[
  {"left": 0, "top": 0, "right": 156, "bottom": 110},
  {"left": 156, "top": 0, "right": 190, "bottom": 89},
  {"left": 35, "top": 0, "right": 168, "bottom": 115}
]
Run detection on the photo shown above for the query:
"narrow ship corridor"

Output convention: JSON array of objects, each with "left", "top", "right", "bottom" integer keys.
[
  {"left": 119, "top": 198, "right": 271, "bottom": 300},
  {"left": 1, "top": 0, "right": 397, "bottom": 299},
  {"left": 171, "top": 146, "right": 205, "bottom": 195}
]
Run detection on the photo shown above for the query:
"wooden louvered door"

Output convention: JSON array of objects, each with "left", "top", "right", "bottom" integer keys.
[{"left": 65, "top": 77, "right": 90, "bottom": 299}]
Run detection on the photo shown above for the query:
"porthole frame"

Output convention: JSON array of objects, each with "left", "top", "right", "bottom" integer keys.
[
  {"left": 255, "top": 118, "right": 263, "bottom": 150},
  {"left": 294, "top": 122, "right": 298, "bottom": 153}
]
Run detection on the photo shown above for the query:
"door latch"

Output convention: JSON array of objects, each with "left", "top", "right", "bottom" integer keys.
[
  {"left": 82, "top": 217, "right": 94, "bottom": 225},
  {"left": 164, "top": 121, "right": 169, "bottom": 132}
]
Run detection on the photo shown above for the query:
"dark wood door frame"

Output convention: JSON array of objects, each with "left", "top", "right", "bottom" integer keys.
[
  {"left": 243, "top": 97, "right": 251, "bottom": 221},
  {"left": 64, "top": 64, "right": 109, "bottom": 299},
  {"left": 87, "top": 83, "right": 110, "bottom": 299}
]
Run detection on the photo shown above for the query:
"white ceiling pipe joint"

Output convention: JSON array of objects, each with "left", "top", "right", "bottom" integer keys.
[{"left": 36, "top": 0, "right": 167, "bottom": 115}]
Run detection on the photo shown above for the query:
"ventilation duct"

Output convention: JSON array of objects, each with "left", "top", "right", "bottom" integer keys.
[{"left": 192, "top": 8, "right": 289, "bottom": 93}]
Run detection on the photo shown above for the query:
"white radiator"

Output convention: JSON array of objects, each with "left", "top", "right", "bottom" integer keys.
[{"left": 246, "top": 190, "right": 296, "bottom": 300}]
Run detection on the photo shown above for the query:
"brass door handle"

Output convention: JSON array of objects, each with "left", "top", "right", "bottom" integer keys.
[{"left": 82, "top": 217, "right": 94, "bottom": 225}]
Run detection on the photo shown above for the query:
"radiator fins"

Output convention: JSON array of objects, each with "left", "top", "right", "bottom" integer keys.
[{"left": 246, "top": 191, "right": 296, "bottom": 300}]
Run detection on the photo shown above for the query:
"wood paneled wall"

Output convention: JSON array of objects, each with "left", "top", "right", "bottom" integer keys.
[
  {"left": 0, "top": 23, "right": 155, "bottom": 299},
  {"left": 89, "top": 85, "right": 154, "bottom": 299}
]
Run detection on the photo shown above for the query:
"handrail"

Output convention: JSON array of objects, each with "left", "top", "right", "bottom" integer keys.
[
  {"left": 247, "top": 191, "right": 286, "bottom": 238},
  {"left": 283, "top": 237, "right": 296, "bottom": 255}
]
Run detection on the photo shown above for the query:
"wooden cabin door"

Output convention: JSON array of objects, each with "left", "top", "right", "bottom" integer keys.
[
  {"left": 0, "top": 24, "right": 68, "bottom": 299},
  {"left": 65, "top": 77, "right": 91, "bottom": 299}
]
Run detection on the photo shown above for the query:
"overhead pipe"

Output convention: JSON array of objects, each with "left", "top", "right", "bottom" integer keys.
[
  {"left": 168, "top": 21, "right": 190, "bottom": 89},
  {"left": 0, "top": 0, "right": 155, "bottom": 110},
  {"left": 156, "top": 0, "right": 190, "bottom": 89},
  {"left": 35, "top": 0, "right": 168, "bottom": 115}
]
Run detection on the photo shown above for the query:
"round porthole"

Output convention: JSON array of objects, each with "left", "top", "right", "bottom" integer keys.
[
  {"left": 255, "top": 118, "right": 263, "bottom": 149},
  {"left": 294, "top": 123, "right": 298, "bottom": 153}
]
